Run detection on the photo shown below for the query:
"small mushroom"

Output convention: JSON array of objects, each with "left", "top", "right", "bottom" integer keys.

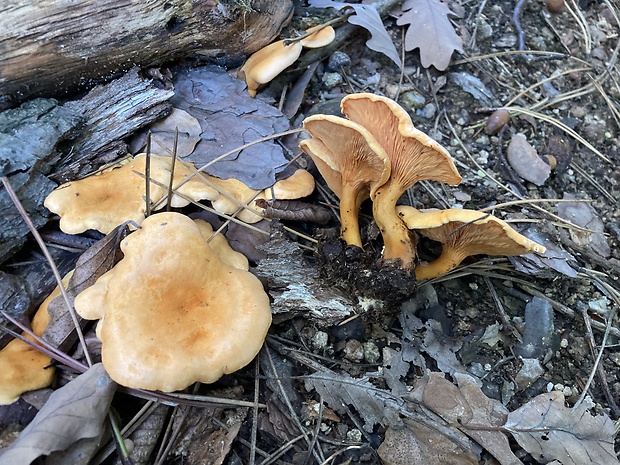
[
  {"left": 397, "top": 206, "right": 546, "bottom": 279},
  {"left": 0, "top": 273, "right": 72, "bottom": 404},
  {"left": 240, "top": 40, "right": 303, "bottom": 97},
  {"left": 299, "top": 25, "right": 336, "bottom": 48},
  {"left": 265, "top": 169, "right": 316, "bottom": 200},
  {"left": 74, "top": 212, "right": 271, "bottom": 391},
  {"left": 340, "top": 93, "right": 462, "bottom": 268},
  {"left": 301, "top": 114, "right": 390, "bottom": 247},
  {"left": 240, "top": 26, "right": 335, "bottom": 97}
]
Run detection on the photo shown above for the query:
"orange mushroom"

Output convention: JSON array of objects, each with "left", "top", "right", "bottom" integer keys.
[
  {"left": 301, "top": 114, "right": 390, "bottom": 248},
  {"left": 397, "top": 206, "right": 546, "bottom": 279},
  {"left": 340, "top": 93, "right": 462, "bottom": 268},
  {"left": 74, "top": 212, "right": 271, "bottom": 391},
  {"left": 0, "top": 272, "right": 72, "bottom": 404},
  {"left": 240, "top": 26, "right": 335, "bottom": 97}
]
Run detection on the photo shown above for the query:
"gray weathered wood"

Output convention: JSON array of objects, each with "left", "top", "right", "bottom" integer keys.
[{"left": 0, "top": 0, "right": 293, "bottom": 107}]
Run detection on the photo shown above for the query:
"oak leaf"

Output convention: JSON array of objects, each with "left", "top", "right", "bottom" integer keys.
[{"left": 396, "top": 0, "right": 463, "bottom": 70}]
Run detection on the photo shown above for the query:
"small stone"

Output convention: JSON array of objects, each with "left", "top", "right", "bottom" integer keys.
[
  {"left": 514, "top": 296, "right": 557, "bottom": 358},
  {"left": 363, "top": 341, "right": 381, "bottom": 364},
  {"left": 343, "top": 339, "right": 364, "bottom": 362},
  {"left": 418, "top": 103, "right": 436, "bottom": 119},
  {"left": 311, "top": 331, "right": 329, "bottom": 350},
  {"left": 326, "top": 51, "right": 351, "bottom": 72},
  {"left": 399, "top": 91, "right": 426, "bottom": 109},
  {"left": 515, "top": 358, "right": 545, "bottom": 390},
  {"left": 560, "top": 338, "right": 568, "bottom": 348},
  {"left": 347, "top": 428, "right": 362, "bottom": 443},
  {"left": 322, "top": 72, "right": 343, "bottom": 89}
]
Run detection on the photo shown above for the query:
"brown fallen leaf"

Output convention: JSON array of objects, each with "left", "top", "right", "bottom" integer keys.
[
  {"left": 378, "top": 422, "right": 478, "bottom": 465},
  {"left": 0, "top": 363, "right": 116, "bottom": 465},
  {"left": 43, "top": 223, "right": 128, "bottom": 351},
  {"left": 397, "top": 0, "right": 463, "bottom": 71},
  {"left": 505, "top": 391, "right": 619, "bottom": 465},
  {"left": 409, "top": 371, "right": 523, "bottom": 465}
]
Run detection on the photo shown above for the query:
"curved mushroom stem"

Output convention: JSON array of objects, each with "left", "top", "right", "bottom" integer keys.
[
  {"left": 372, "top": 182, "right": 417, "bottom": 269},
  {"left": 339, "top": 185, "right": 363, "bottom": 248},
  {"left": 415, "top": 248, "right": 465, "bottom": 280}
]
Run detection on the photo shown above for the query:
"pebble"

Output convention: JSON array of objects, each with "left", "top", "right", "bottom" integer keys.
[
  {"left": 311, "top": 331, "right": 329, "bottom": 350},
  {"left": 399, "top": 90, "right": 426, "bottom": 109},
  {"left": 347, "top": 428, "right": 362, "bottom": 443},
  {"left": 514, "top": 297, "right": 556, "bottom": 358},
  {"left": 515, "top": 358, "right": 545, "bottom": 390},
  {"left": 363, "top": 341, "right": 381, "bottom": 364},
  {"left": 343, "top": 339, "right": 364, "bottom": 362},
  {"left": 322, "top": 72, "right": 343, "bottom": 89},
  {"left": 417, "top": 103, "right": 436, "bottom": 119},
  {"left": 326, "top": 51, "right": 351, "bottom": 72}
]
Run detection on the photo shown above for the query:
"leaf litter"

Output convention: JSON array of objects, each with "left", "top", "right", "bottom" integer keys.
[{"left": 2, "top": 0, "right": 620, "bottom": 463}]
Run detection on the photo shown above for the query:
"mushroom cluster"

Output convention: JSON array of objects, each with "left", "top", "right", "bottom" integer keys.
[
  {"left": 301, "top": 93, "right": 545, "bottom": 277},
  {"left": 44, "top": 154, "right": 315, "bottom": 234}
]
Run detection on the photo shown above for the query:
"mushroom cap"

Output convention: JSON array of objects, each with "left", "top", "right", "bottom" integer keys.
[
  {"left": 340, "top": 93, "right": 462, "bottom": 190},
  {"left": 193, "top": 219, "right": 249, "bottom": 271},
  {"left": 264, "top": 169, "right": 315, "bottom": 200},
  {"left": 301, "top": 114, "right": 391, "bottom": 200},
  {"left": 299, "top": 25, "right": 336, "bottom": 48},
  {"left": 0, "top": 272, "right": 72, "bottom": 404},
  {"left": 397, "top": 206, "right": 546, "bottom": 278},
  {"left": 240, "top": 40, "right": 303, "bottom": 97},
  {"left": 74, "top": 212, "right": 271, "bottom": 391},
  {"left": 44, "top": 155, "right": 172, "bottom": 234}
]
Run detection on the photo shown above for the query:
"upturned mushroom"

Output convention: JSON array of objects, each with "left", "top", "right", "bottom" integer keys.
[
  {"left": 240, "top": 26, "right": 335, "bottom": 97},
  {"left": 301, "top": 114, "right": 390, "bottom": 248},
  {"left": 397, "top": 206, "right": 546, "bottom": 279},
  {"left": 73, "top": 212, "right": 271, "bottom": 391},
  {"left": 340, "top": 93, "right": 462, "bottom": 268}
]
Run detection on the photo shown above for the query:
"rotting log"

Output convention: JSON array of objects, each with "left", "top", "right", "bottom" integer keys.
[{"left": 0, "top": 0, "right": 294, "bottom": 108}]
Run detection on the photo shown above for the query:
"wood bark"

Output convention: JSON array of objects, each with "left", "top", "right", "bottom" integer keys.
[{"left": 0, "top": 0, "right": 293, "bottom": 107}]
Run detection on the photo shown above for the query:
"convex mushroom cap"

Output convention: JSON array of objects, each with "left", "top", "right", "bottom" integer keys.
[
  {"left": 0, "top": 273, "right": 72, "bottom": 404},
  {"left": 301, "top": 115, "right": 390, "bottom": 247},
  {"left": 74, "top": 212, "right": 271, "bottom": 391},
  {"left": 341, "top": 93, "right": 462, "bottom": 268},
  {"left": 397, "top": 206, "right": 546, "bottom": 280}
]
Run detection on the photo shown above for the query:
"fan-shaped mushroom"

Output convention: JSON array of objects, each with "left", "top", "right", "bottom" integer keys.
[
  {"left": 397, "top": 206, "right": 546, "bottom": 279},
  {"left": 301, "top": 114, "right": 390, "bottom": 247},
  {"left": 340, "top": 93, "right": 462, "bottom": 268}
]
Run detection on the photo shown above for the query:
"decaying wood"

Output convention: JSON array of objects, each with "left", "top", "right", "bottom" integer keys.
[
  {"left": 0, "top": 0, "right": 293, "bottom": 107},
  {"left": 0, "top": 68, "right": 173, "bottom": 264},
  {"left": 254, "top": 226, "right": 355, "bottom": 325}
]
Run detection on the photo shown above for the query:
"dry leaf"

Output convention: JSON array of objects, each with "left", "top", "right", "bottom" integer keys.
[
  {"left": 169, "top": 66, "right": 290, "bottom": 190},
  {"left": 309, "top": 0, "right": 402, "bottom": 68},
  {"left": 304, "top": 368, "right": 404, "bottom": 432},
  {"left": 421, "top": 319, "right": 466, "bottom": 375},
  {"left": 410, "top": 372, "right": 523, "bottom": 465},
  {"left": 557, "top": 193, "right": 610, "bottom": 258},
  {"left": 397, "top": 0, "right": 463, "bottom": 70},
  {"left": 378, "top": 423, "right": 478, "bottom": 465},
  {"left": 0, "top": 363, "right": 116, "bottom": 465},
  {"left": 43, "top": 223, "right": 127, "bottom": 350},
  {"left": 505, "top": 391, "right": 619, "bottom": 465}
]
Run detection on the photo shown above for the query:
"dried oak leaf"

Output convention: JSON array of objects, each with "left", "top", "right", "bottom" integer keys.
[
  {"left": 0, "top": 363, "right": 115, "bottom": 465},
  {"left": 396, "top": 0, "right": 463, "bottom": 71},
  {"left": 304, "top": 368, "right": 404, "bottom": 432},
  {"left": 505, "top": 391, "right": 619, "bottom": 465},
  {"left": 309, "top": 0, "right": 402, "bottom": 68}
]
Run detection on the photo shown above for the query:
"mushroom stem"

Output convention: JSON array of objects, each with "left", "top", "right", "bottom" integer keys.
[
  {"left": 372, "top": 181, "right": 417, "bottom": 269},
  {"left": 415, "top": 247, "right": 466, "bottom": 280},
  {"left": 339, "top": 184, "right": 364, "bottom": 248}
]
